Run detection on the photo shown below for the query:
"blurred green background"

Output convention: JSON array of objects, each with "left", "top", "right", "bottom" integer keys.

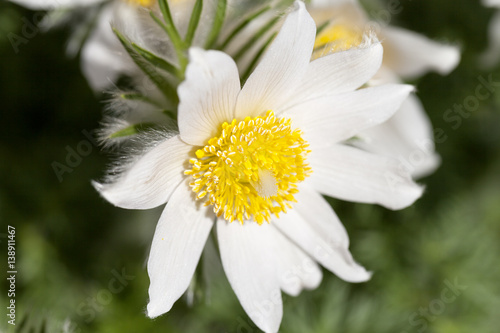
[{"left": 1, "top": 0, "right": 499, "bottom": 332}]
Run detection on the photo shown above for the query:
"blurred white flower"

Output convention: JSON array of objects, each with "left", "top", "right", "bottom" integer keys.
[
  {"left": 480, "top": 0, "right": 500, "bottom": 68},
  {"left": 8, "top": 0, "right": 159, "bottom": 90},
  {"left": 309, "top": 0, "right": 461, "bottom": 178},
  {"left": 94, "top": 3, "right": 422, "bottom": 332},
  {"left": 7, "top": 0, "right": 273, "bottom": 92}
]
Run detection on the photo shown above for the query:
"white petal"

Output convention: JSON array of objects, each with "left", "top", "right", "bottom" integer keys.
[
  {"left": 383, "top": 26, "right": 460, "bottom": 79},
  {"left": 284, "top": 84, "right": 413, "bottom": 147},
  {"left": 178, "top": 48, "right": 241, "bottom": 146},
  {"left": 308, "top": 0, "right": 367, "bottom": 29},
  {"left": 235, "top": 1, "right": 316, "bottom": 119},
  {"left": 312, "top": 0, "right": 358, "bottom": 7},
  {"left": 274, "top": 209, "right": 371, "bottom": 283},
  {"left": 479, "top": 11, "right": 500, "bottom": 68},
  {"left": 293, "top": 184, "right": 349, "bottom": 246},
  {"left": 81, "top": 6, "right": 133, "bottom": 91},
  {"left": 9, "top": 0, "right": 102, "bottom": 9},
  {"left": 269, "top": 225, "right": 322, "bottom": 296},
  {"left": 283, "top": 42, "right": 383, "bottom": 109},
  {"left": 307, "top": 144, "right": 424, "bottom": 210},
  {"left": 217, "top": 220, "right": 282, "bottom": 333},
  {"left": 483, "top": 0, "right": 500, "bottom": 7},
  {"left": 369, "top": 64, "right": 403, "bottom": 86},
  {"left": 93, "top": 135, "right": 191, "bottom": 210},
  {"left": 356, "top": 94, "right": 440, "bottom": 178},
  {"left": 147, "top": 184, "right": 214, "bottom": 318}
]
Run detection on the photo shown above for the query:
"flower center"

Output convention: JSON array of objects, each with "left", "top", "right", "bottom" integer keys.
[
  {"left": 313, "top": 23, "right": 363, "bottom": 59},
  {"left": 185, "top": 111, "right": 311, "bottom": 225}
]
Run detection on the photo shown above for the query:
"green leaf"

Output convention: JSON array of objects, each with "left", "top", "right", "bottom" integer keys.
[
  {"left": 40, "top": 318, "right": 46, "bottom": 333},
  {"left": 218, "top": 5, "right": 271, "bottom": 50},
  {"left": 130, "top": 42, "right": 180, "bottom": 77},
  {"left": 162, "top": 109, "right": 178, "bottom": 121},
  {"left": 204, "top": 0, "right": 227, "bottom": 49},
  {"left": 109, "top": 122, "right": 158, "bottom": 139},
  {"left": 15, "top": 314, "right": 29, "bottom": 332},
  {"left": 184, "top": 0, "right": 203, "bottom": 48},
  {"left": 112, "top": 28, "right": 178, "bottom": 104},
  {"left": 157, "top": 0, "right": 184, "bottom": 47},
  {"left": 119, "top": 92, "right": 162, "bottom": 108},
  {"left": 155, "top": 0, "right": 188, "bottom": 70},
  {"left": 241, "top": 31, "right": 277, "bottom": 84},
  {"left": 232, "top": 15, "right": 280, "bottom": 62}
]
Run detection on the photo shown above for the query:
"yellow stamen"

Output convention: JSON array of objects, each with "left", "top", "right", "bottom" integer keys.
[
  {"left": 186, "top": 111, "right": 312, "bottom": 225},
  {"left": 313, "top": 23, "right": 363, "bottom": 59}
]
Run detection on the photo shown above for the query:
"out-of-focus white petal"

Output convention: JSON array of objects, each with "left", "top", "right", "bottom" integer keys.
[
  {"left": 274, "top": 209, "right": 371, "bottom": 283},
  {"left": 235, "top": 1, "right": 316, "bottom": 119},
  {"left": 312, "top": 0, "right": 358, "bottom": 7},
  {"left": 147, "top": 184, "right": 214, "bottom": 318},
  {"left": 308, "top": 0, "right": 367, "bottom": 26},
  {"left": 9, "top": 0, "right": 102, "bottom": 10},
  {"left": 357, "top": 94, "right": 441, "bottom": 178},
  {"left": 282, "top": 42, "right": 383, "bottom": 109},
  {"left": 269, "top": 225, "right": 322, "bottom": 296},
  {"left": 93, "top": 135, "right": 191, "bottom": 210},
  {"left": 383, "top": 26, "right": 460, "bottom": 79},
  {"left": 178, "top": 48, "right": 241, "bottom": 146},
  {"left": 479, "top": 11, "right": 500, "bottom": 68},
  {"left": 483, "top": 0, "right": 500, "bottom": 7},
  {"left": 217, "top": 220, "right": 282, "bottom": 333},
  {"left": 81, "top": 5, "right": 133, "bottom": 92},
  {"left": 284, "top": 84, "right": 413, "bottom": 147},
  {"left": 307, "top": 144, "right": 424, "bottom": 210}
]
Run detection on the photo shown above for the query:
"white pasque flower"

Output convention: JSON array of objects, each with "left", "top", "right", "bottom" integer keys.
[
  {"left": 480, "top": 0, "right": 500, "bottom": 68},
  {"left": 8, "top": 0, "right": 277, "bottom": 92},
  {"left": 8, "top": 0, "right": 162, "bottom": 90},
  {"left": 94, "top": 2, "right": 422, "bottom": 332},
  {"left": 309, "top": 0, "right": 461, "bottom": 178}
]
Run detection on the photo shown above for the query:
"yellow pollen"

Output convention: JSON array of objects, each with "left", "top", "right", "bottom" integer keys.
[
  {"left": 313, "top": 23, "right": 363, "bottom": 59},
  {"left": 186, "top": 111, "right": 311, "bottom": 225},
  {"left": 124, "top": 0, "right": 155, "bottom": 7}
]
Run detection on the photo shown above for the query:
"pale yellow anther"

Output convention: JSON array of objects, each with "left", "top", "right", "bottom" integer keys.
[
  {"left": 124, "top": 0, "right": 155, "bottom": 7},
  {"left": 244, "top": 160, "right": 253, "bottom": 170},
  {"left": 195, "top": 150, "right": 205, "bottom": 159},
  {"left": 185, "top": 111, "right": 311, "bottom": 225},
  {"left": 313, "top": 23, "right": 363, "bottom": 59}
]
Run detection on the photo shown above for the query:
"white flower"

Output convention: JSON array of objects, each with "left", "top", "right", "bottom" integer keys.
[
  {"left": 483, "top": 0, "right": 500, "bottom": 8},
  {"left": 308, "top": 0, "right": 461, "bottom": 178},
  {"left": 7, "top": 0, "right": 266, "bottom": 91},
  {"left": 8, "top": 0, "right": 154, "bottom": 90},
  {"left": 94, "top": 2, "right": 422, "bottom": 332},
  {"left": 480, "top": 0, "right": 500, "bottom": 68},
  {"left": 92, "top": 1, "right": 283, "bottom": 144},
  {"left": 8, "top": 0, "right": 103, "bottom": 9}
]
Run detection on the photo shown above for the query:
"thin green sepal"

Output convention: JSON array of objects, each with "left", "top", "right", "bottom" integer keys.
[
  {"left": 232, "top": 15, "right": 280, "bottom": 62},
  {"left": 218, "top": 5, "right": 271, "bottom": 50},
  {"left": 109, "top": 122, "right": 157, "bottom": 139},
  {"left": 204, "top": 0, "right": 227, "bottom": 49},
  {"left": 184, "top": 0, "right": 203, "bottom": 47},
  {"left": 241, "top": 31, "right": 277, "bottom": 84}
]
